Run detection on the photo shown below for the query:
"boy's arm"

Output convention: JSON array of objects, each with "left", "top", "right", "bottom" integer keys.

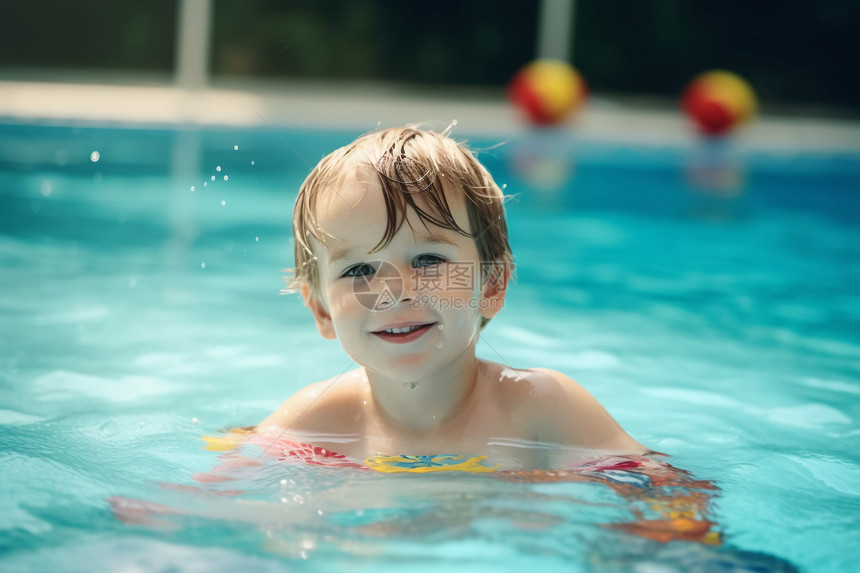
[{"left": 528, "top": 368, "right": 647, "bottom": 455}]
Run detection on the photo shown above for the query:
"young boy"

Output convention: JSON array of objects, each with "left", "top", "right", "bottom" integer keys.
[
  {"left": 255, "top": 125, "right": 646, "bottom": 471},
  {"left": 124, "top": 126, "right": 712, "bottom": 543}
]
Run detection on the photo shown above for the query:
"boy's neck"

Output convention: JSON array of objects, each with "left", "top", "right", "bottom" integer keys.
[{"left": 364, "top": 355, "right": 481, "bottom": 435}]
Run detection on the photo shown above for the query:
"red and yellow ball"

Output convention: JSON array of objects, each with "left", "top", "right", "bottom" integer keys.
[
  {"left": 681, "top": 70, "right": 758, "bottom": 135},
  {"left": 508, "top": 60, "right": 589, "bottom": 126}
]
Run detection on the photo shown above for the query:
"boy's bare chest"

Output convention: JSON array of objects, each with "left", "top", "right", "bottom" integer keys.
[{"left": 344, "top": 409, "right": 542, "bottom": 470}]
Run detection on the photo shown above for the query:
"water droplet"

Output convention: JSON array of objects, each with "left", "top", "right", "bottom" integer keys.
[
  {"left": 501, "top": 183, "right": 507, "bottom": 190},
  {"left": 255, "top": 237, "right": 259, "bottom": 242},
  {"left": 90, "top": 150, "right": 100, "bottom": 162},
  {"left": 251, "top": 160, "right": 255, "bottom": 166},
  {"left": 216, "top": 166, "right": 222, "bottom": 172},
  {"left": 40, "top": 181, "right": 52, "bottom": 197},
  {"left": 97, "top": 420, "right": 117, "bottom": 437},
  {"left": 221, "top": 200, "right": 226, "bottom": 206},
  {"left": 280, "top": 479, "right": 287, "bottom": 485},
  {"left": 203, "top": 182, "right": 208, "bottom": 187},
  {"left": 223, "top": 175, "right": 228, "bottom": 181},
  {"left": 190, "top": 186, "right": 195, "bottom": 192},
  {"left": 201, "top": 262, "right": 206, "bottom": 269},
  {"left": 436, "top": 342, "right": 444, "bottom": 349},
  {"left": 233, "top": 145, "right": 239, "bottom": 151},
  {"left": 210, "top": 175, "right": 216, "bottom": 181},
  {"left": 191, "top": 417, "right": 199, "bottom": 425},
  {"left": 437, "top": 324, "right": 444, "bottom": 330}
]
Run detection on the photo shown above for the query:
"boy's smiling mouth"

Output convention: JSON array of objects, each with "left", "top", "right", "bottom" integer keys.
[{"left": 371, "top": 322, "right": 436, "bottom": 344}]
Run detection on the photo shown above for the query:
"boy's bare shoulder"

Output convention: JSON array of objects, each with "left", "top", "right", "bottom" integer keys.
[
  {"left": 478, "top": 361, "right": 565, "bottom": 418},
  {"left": 255, "top": 369, "right": 367, "bottom": 436},
  {"left": 482, "top": 361, "right": 580, "bottom": 402},
  {"left": 483, "top": 361, "right": 645, "bottom": 453}
]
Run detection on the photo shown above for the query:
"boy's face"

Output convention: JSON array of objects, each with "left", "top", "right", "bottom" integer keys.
[{"left": 303, "top": 166, "right": 505, "bottom": 381}]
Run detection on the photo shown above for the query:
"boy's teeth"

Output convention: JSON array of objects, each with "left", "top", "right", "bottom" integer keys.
[{"left": 384, "top": 325, "right": 420, "bottom": 334}]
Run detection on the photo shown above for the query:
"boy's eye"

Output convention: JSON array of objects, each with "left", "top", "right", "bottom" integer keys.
[
  {"left": 342, "top": 263, "right": 375, "bottom": 278},
  {"left": 413, "top": 254, "right": 446, "bottom": 268}
]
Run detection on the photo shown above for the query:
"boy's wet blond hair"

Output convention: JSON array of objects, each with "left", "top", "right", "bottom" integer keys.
[{"left": 290, "top": 125, "right": 514, "bottom": 327}]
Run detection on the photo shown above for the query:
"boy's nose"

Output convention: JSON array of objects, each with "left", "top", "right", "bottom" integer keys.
[
  {"left": 366, "top": 262, "right": 416, "bottom": 309},
  {"left": 397, "top": 267, "right": 419, "bottom": 303}
]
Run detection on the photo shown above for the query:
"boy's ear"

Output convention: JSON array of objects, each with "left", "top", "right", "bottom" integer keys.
[
  {"left": 479, "top": 262, "right": 509, "bottom": 321},
  {"left": 302, "top": 284, "right": 337, "bottom": 340}
]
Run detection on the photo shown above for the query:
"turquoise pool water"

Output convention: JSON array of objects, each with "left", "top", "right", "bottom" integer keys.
[{"left": 1, "top": 123, "right": 858, "bottom": 572}]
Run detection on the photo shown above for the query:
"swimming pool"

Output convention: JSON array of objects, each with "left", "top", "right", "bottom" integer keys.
[{"left": 1, "top": 122, "right": 858, "bottom": 572}]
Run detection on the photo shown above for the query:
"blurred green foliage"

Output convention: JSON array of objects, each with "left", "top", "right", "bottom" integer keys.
[
  {"left": 0, "top": 1, "right": 176, "bottom": 72},
  {"left": 574, "top": 0, "right": 859, "bottom": 109},
  {"left": 0, "top": 1, "right": 856, "bottom": 110},
  {"left": 210, "top": 0, "right": 537, "bottom": 85}
]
